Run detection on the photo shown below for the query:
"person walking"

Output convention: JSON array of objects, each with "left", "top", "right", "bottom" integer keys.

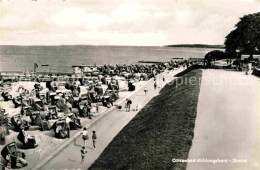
[
  {"left": 96, "top": 104, "right": 99, "bottom": 113},
  {"left": 92, "top": 131, "right": 97, "bottom": 150},
  {"left": 162, "top": 76, "right": 165, "bottom": 82},
  {"left": 81, "top": 127, "right": 88, "bottom": 146},
  {"left": 81, "top": 146, "right": 86, "bottom": 163},
  {"left": 135, "top": 104, "right": 140, "bottom": 111},
  {"left": 125, "top": 98, "right": 128, "bottom": 111},
  {"left": 154, "top": 81, "right": 157, "bottom": 90},
  {"left": 144, "top": 87, "right": 148, "bottom": 96},
  {"left": 127, "top": 99, "right": 132, "bottom": 112}
]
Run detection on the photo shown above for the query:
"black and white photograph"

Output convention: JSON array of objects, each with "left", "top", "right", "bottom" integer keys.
[{"left": 0, "top": 0, "right": 259, "bottom": 169}]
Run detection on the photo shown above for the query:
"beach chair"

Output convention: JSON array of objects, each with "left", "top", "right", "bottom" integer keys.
[
  {"left": 94, "top": 86, "right": 104, "bottom": 96},
  {"left": 78, "top": 101, "right": 90, "bottom": 118},
  {"left": 53, "top": 119, "right": 70, "bottom": 139},
  {"left": 21, "top": 106, "right": 32, "bottom": 117},
  {"left": 48, "top": 92, "right": 57, "bottom": 105},
  {"left": 67, "top": 95, "right": 78, "bottom": 108},
  {"left": 47, "top": 106, "right": 58, "bottom": 120},
  {"left": 67, "top": 113, "right": 82, "bottom": 130},
  {"left": 0, "top": 109, "right": 9, "bottom": 126},
  {"left": 1, "top": 142, "right": 27, "bottom": 169},
  {"left": 21, "top": 98, "right": 33, "bottom": 115},
  {"left": 88, "top": 91, "right": 100, "bottom": 103},
  {"left": 1, "top": 92, "right": 12, "bottom": 101},
  {"left": 11, "top": 115, "right": 30, "bottom": 131},
  {"left": 79, "top": 92, "right": 89, "bottom": 102},
  {"left": 17, "top": 130, "right": 38, "bottom": 149},
  {"left": 108, "top": 82, "right": 119, "bottom": 90},
  {"left": 30, "top": 111, "right": 50, "bottom": 131},
  {"left": 104, "top": 89, "right": 119, "bottom": 101},
  {"left": 12, "top": 97, "right": 22, "bottom": 108},
  {"left": 31, "top": 98, "right": 45, "bottom": 111},
  {"left": 101, "top": 96, "right": 112, "bottom": 108},
  {"left": 21, "top": 98, "right": 31, "bottom": 108},
  {"left": 62, "top": 89, "right": 72, "bottom": 98}
]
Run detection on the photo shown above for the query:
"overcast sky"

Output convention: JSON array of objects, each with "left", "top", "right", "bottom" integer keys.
[{"left": 0, "top": 0, "right": 259, "bottom": 46}]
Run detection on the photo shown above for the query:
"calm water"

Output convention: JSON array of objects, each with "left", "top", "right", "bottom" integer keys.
[{"left": 0, "top": 45, "right": 218, "bottom": 73}]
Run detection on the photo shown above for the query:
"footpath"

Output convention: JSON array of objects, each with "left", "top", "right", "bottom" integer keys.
[
  {"left": 187, "top": 69, "right": 260, "bottom": 170},
  {"left": 38, "top": 67, "right": 184, "bottom": 170}
]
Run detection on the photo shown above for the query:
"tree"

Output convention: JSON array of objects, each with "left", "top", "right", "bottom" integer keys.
[
  {"left": 205, "top": 50, "right": 227, "bottom": 61},
  {"left": 225, "top": 12, "right": 260, "bottom": 58}
]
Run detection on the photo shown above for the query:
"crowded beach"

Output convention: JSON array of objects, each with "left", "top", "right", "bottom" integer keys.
[{"left": 0, "top": 60, "right": 190, "bottom": 169}]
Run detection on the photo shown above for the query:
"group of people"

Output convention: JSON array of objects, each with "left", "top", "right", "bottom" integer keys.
[
  {"left": 125, "top": 74, "right": 166, "bottom": 112},
  {"left": 80, "top": 127, "right": 97, "bottom": 163},
  {"left": 125, "top": 98, "right": 132, "bottom": 112},
  {"left": 79, "top": 73, "right": 165, "bottom": 163}
]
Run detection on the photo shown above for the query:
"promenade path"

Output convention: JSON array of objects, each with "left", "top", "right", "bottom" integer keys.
[
  {"left": 187, "top": 70, "right": 260, "bottom": 170},
  {"left": 41, "top": 68, "right": 184, "bottom": 169}
]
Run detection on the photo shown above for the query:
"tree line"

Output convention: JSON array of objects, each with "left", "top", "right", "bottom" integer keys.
[{"left": 205, "top": 12, "right": 260, "bottom": 61}]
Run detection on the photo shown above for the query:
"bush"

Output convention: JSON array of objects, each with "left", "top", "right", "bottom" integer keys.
[{"left": 205, "top": 50, "right": 228, "bottom": 60}]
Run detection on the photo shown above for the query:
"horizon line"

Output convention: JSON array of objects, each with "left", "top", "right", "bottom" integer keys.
[{"left": 0, "top": 43, "right": 224, "bottom": 47}]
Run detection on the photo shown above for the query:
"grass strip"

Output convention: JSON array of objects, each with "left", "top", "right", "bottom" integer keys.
[{"left": 90, "top": 69, "right": 202, "bottom": 170}]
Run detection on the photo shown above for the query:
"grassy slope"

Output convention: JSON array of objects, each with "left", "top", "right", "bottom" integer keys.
[{"left": 90, "top": 69, "right": 202, "bottom": 170}]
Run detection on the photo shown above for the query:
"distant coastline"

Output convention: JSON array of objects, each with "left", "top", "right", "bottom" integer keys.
[
  {"left": 0, "top": 44, "right": 224, "bottom": 48},
  {"left": 164, "top": 44, "right": 224, "bottom": 49}
]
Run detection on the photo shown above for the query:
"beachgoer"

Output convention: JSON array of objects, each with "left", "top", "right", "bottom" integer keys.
[
  {"left": 56, "top": 93, "right": 67, "bottom": 112},
  {"left": 65, "top": 116, "right": 72, "bottom": 127},
  {"left": 144, "top": 87, "right": 148, "bottom": 96},
  {"left": 81, "top": 146, "right": 86, "bottom": 163},
  {"left": 75, "top": 79, "right": 81, "bottom": 87},
  {"left": 92, "top": 131, "right": 97, "bottom": 150},
  {"left": 50, "top": 78, "right": 58, "bottom": 91},
  {"left": 96, "top": 104, "right": 99, "bottom": 113},
  {"left": 135, "top": 105, "right": 139, "bottom": 111},
  {"left": 36, "top": 76, "right": 41, "bottom": 83},
  {"left": 154, "top": 81, "right": 157, "bottom": 90},
  {"left": 81, "top": 103, "right": 89, "bottom": 117},
  {"left": 125, "top": 98, "right": 128, "bottom": 111},
  {"left": 110, "top": 98, "right": 114, "bottom": 106},
  {"left": 72, "top": 88, "right": 79, "bottom": 97},
  {"left": 81, "top": 127, "right": 88, "bottom": 146},
  {"left": 127, "top": 99, "right": 132, "bottom": 112},
  {"left": 162, "top": 76, "right": 165, "bottom": 82}
]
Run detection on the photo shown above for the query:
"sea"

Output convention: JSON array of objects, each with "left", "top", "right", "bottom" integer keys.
[{"left": 0, "top": 45, "right": 220, "bottom": 73}]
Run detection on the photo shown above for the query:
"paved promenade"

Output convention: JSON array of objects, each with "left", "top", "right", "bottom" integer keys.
[
  {"left": 39, "top": 68, "right": 183, "bottom": 169},
  {"left": 187, "top": 70, "right": 260, "bottom": 170}
]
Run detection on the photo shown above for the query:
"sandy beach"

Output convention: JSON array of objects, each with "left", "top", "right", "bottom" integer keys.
[{"left": 0, "top": 73, "right": 149, "bottom": 168}]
